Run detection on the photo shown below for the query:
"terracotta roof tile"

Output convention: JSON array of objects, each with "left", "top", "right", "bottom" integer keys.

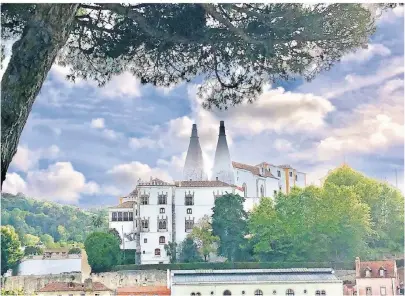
[
  {"left": 117, "top": 286, "right": 171, "bottom": 295},
  {"left": 37, "top": 282, "right": 111, "bottom": 292},
  {"left": 43, "top": 248, "right": 69, "bottom": 253},
  {"left": 232, "top": 161, "right": 277, "bottom": 179},
  {"left": 358, "top": 260, "right": 396, "bottom": 278},
  {"left": 110, "top": 201, "right": 136, "bottom": 209},
  {"left": 175, "top": 180, "right": 235, "bottom": 187}
]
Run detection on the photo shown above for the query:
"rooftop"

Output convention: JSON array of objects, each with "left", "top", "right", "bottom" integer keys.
[
  {"left": 117, "top": 286, "right": 171, "bottom": 295},
  {"left": 109, "top": 201, "right": 136, "bottom": 209},
  {"left": 358, "top": 260, "right": 396, "bottom": 278},
  {"left": 171, "top": 268, "right": 341, "bottom": 284},
  {"left": 37, "top": 282, "right": 111, "bottom": 292},
  {"left": 232, "top": 161, "right": 277, "bottom": 179},
  {"left": 175, "top": 180, "right": 236, "bottom": 188}
]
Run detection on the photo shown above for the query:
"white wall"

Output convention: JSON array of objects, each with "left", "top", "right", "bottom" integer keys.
[
  {"left": 138, "top": 186, "right": 174, "bottom": 264},
  {"left": 171, "top": 281, "right": 343, "bottom": 296},
  {"left": 108, "top": 209, "right": 136, "bottom": 250}
]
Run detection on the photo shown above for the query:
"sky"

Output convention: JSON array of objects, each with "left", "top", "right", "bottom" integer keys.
[{"left": 2, "top": 6, "right": 404, "bottom": 208}]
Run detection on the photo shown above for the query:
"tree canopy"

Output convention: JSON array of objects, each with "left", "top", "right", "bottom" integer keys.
[
  {"left": 0, "top": 3, "right": 396, "bottom": 185},
  {"left": 1, "top": 225, "right": 23, "bottom": 275},
  {"left": 178, "top": 237, "right": 203, "bottom": 263},
  {"left": 190, "top": 215, "right": 219, "bottom": 262}
]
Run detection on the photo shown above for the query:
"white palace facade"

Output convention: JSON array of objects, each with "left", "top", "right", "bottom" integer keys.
[{"left": 108, "top": 121, "right": 307, "bottom": 264}]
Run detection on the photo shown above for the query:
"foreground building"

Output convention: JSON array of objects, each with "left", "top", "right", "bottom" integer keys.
[
  {"left": 109, "top": 121, "right": 306, "bottom": 263},
  {"left": 169, "top": 268, "right": 343, "bottom": 296},
  {"left": 36, "top": 279, "right": 112, "bottom": 296}
]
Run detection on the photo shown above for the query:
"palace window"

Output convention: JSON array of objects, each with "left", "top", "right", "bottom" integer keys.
[
  {"left": 321, "top": 291, "right": 326, "bottom": 296},
  {"left": 380, "top": 287, "right": 386, "bottom": 296},
  {"left": 144, "top": 238, "right": 147, "bottom": 243},
  {"left": 118, "top": 212, "right": 123, "bottom": 221},
  {"left": 289, "top": 171, "right": 293, "bottom": 177},
  {"left": 160, "top": 208, "right": 165, "bottom": 214},
  {"left": 155, "top": 248, "right": 161, "bottom": 256},
  {"left": 112, "top": 212, "right": 117, "bottom": 221},
  {"left": 158, "top": 220, "right": 167, "bottom": 231},
  {"left": 286, "top": 289, "right": 294, "bottom": 296},
  {"left": 277, "top": 170, "right": 281, "bottom": 177},
  {"left": 129, "top": 212, "right": 133, "bottom": 221},
  {"left": 366, "top": 287, "right": 372, "bottom": 296},
  {"left": 316, "top": 291, "right": 320, "bottom": 296},
  {"left": 255, "top": 290, "right": 263, "bottom": 296},
  {"left": 223, "top": 291, "right": 231, "bottom": 296},
  {"left": 185, "top": 193, "right": 194, "bottom": 206},
  {"left": 295, "top": 174, "right": 298, "bottom": 181},
  {"left": 187, "top": 208, "right": 192, "bottom": 214},
  {"left": 141, "top": 219, "right": 149, "bottom": 231},
  {"left": 141, "top": 194, "right": 149, "bottom": 205},
  {"left": 158, "top": 193, "right": 167, "bottom": 205},
  {"left": 185, "top": 219, "right": 194, "bottom": 232},
  {"left": 159, "top": 236, "right": 165, "bottom": 244},
  {"left": 124, "top": 212, "right": 129, "bottom": 221}
]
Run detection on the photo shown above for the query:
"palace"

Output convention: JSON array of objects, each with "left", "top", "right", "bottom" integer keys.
[{"left": 108, "top": 121, "right": 306, "bottom": 264}]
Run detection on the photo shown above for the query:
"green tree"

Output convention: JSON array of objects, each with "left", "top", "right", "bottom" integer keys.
[
  {"left": 164, "top": 242, "right": 178, "bottom": 263},
  {"left": 1, "top": 289, "right": 24, "bottom": 295},
  {"left": 212, "top": 193, "right": 247, "bottom": 261},
  {"left": 22, "top": 234, "right": 40, "bottom": 246},
  {"left": 1, "top": 226, "right": 23, "bottom": 275},
  {"left": 68, "top": 247, "right": 82, "bottom": 254},
  {"left": 190, "top": 215, "right": 219, "bottom": 262},
  {"left": 84, "top": 232, "right": 121, "bottom": 273},
  {"left": 178, "top": 237, "right": 203, "bottom": 263},
  {"left": 40, "top": 234, "right": 55, "bottom": 248},
  {"left": 24, "top": 246, "right": 43, "bottom": 256},
  {"left": 1, "top": 3, "right": 395, "bottom": 185},
  {"left": 92, "top": 213, "right": 107, "bottom": 230}
]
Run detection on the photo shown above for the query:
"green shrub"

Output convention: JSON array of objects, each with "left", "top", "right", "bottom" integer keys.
[{"left": 68, "top": 247, "right": 82, "bottom": 254}]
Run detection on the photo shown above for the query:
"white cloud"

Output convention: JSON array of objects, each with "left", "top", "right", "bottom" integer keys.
[
  {"left": 99, "top": 72, "right": 141, "bottom": 99},
  {"left": 273, "top": 139, "right": 294, "bottom": 152},
  {"left": 129, "top": 137, "right": 157, "bottom": 150},
  {"left": 3, "top": 162, "right": 99, "bottom": 203},
  {"left": 91, "top": 118, "right": 105, "bottom": 129},
  {"left": 378, "top": 5, "right": 404, "bottom": 24},
  {"left": 11, "top": 145, "right": 60, "bottom": 172},
  {"left": 341, "top": 43, "right": 391, "bottom": 63},
  {"left": 107, "top": 161, "right": 172, "bottom": 192},
  {"left": 2, "top": 173, "right": 27, "bottom": 195}
]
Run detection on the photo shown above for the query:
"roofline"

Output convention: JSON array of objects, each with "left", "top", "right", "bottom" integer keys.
[
  {"left": 172, "top": 280, "right": 343, "bottom": 285},
  {"left": 171, "top": 268, "right": 335, "bottom": 275}
]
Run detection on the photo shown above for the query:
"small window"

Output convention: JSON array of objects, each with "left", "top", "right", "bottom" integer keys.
[
  {"left": 242, "top": 291, "right": 245, "bottom": 295},
  {"left": 379, "top": 268, "right": 385, "bottom": 277},
  {"left": 160, "top": 208, "right": 165, "bottom": 214},
  {"left": 273, "top": 190, "right": 277, "bottom": 196},
  {"left": 187, "top": 208, "right": 192, "bottom": 214},
  {"left": 142, "top": 220, "right": 149, "bottom": 229},
  {"left": 286, "top": 289, "right": 294, "bottom": 296},
  {"left": 118, "top": 212, "right": 123, "bottom": 221},
  {"left": 277, "top": 170, "right": 281, "bottom": 177},
  {"left": 185, "top": 195, "right": 194, "bottom": 206},
  {"left": 289, "top": 171, "right": 292, "bottom": 177},
  {"left": 112, "top": 212, "right": 117, "bottom": 221},
  {"left": 142, "top": 250, "right": 145, "bottom": 254},
  {"left": 216, "top": 177, "right": 218, "bottom": 180},
  {"left": 365, "top": 269, "right": 371, "bottom": 277},
  {"left": 223, "top": 290, "right": 231, "bottom": 296},
  {"left": 255, "top": 290, "right": 263, "bottom": 296},
  {"left": 303, "top": 290, "right": 307, "bottom": 294},
  {"left": 295, "top": 174, "right": 298, "bottom": 181},
  {"left": 185, "top": 220, "right": 194, "bottom": 232},
  {"left": 380, "top": 287, "right": 386, "bottom": 296},
  {"left": 129, "top": 212, "right": 133, "bottom": 221},
  {"left": 123, "top": 212, "right": 129, "bottom": 221},
  {"left": 155, "top": 248, "right": 161, "bottom": 256},
  {"left": 211, "top": 292, "right": 214, "bottom": 295},
  {"left": 159, "top": 220, "right": 167, "bottom": 230},
  {"left": 316, "top": 291, "right": 321, "bottom": 296},
  {"left": 273, "top": 291, "right": 277, "bottom": 295},
  {"left": 366, "top": 287, "right": 372, "bottom": 296},
  {"left": 144, "top": 238, "right": 147, "bottom": 243},
  {"left": 321, "top": 291, "right": 326, "bottom": 296},
  {"left": 159, "top": 236, "right": 165, "bottom": 244},
  {"left": 95, "top": 294, "right": 100, "bottom": 296},
  {"left": 196, "top": 293, "right": 201, "bottom": 296},
  {"left": 158, "top": 194, "right": 167, "bottom": 205},
  {"left": 191, "top": 293, "right": 196, "bottom": 296},
  {"left": 141, "top": 195, "right": 149, "bottom": 205}
]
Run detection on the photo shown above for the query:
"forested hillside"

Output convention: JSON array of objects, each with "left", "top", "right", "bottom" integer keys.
[{"left": 1, "top": 193, "right": 108, "bottom": 247}]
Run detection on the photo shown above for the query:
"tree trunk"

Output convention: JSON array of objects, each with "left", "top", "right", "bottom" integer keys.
[{"left": 1, "top": 4, "right": 79, "bottom": 187}]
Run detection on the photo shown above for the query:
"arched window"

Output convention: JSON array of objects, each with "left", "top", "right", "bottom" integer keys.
[
  {"left": 223, "top": 290, "right": 232, "bottom": 296},
  {"left": 154, "top": 248, "right": 160, "bottom": 256},
  {"left": 316, "top": 291, "right": 321, "bottom": 296},
  {"left": 286, "top": 289, "right": 294, "bottom": 296},
  {"left": 159, "top": 236, "right": 165, "bottom": 244},
  {"left": 191, "top": 293, "right": 196, "bottom": 296},
  {"left": 242, "top": 183, "right": 247, "bottom": 198},
  {"left": 196, "top": 293, "right": 201, "bottom": 296},
  {"left": 321, "top": 291, "right": 326, "bottom": 296},
  {"left": 255, "top": 290, "right": 263, "bottom": 296},
  {"left": 162, "top": 220, "right": 167, "bottom": 229},
  {"left": 260, "top": 185, "right": 265, "bottom": 197}
]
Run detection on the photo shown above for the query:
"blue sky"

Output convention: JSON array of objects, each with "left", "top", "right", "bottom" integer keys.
[{"left": 2, "top": 7, "right": 404, "bottom": 207}]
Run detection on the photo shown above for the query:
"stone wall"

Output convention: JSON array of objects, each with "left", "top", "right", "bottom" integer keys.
[{"left": 2, "top": 269, "right": 353, "bottom": 295}]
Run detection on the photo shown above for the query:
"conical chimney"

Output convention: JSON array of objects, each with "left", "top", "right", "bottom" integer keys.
[
  {"left": 183, "top": 124, "right": 208, "bottom": 181},
  {"left": 212, "top": 121, "right": 235, "bottom": 185}
]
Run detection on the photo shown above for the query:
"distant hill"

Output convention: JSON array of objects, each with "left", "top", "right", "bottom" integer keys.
[{"left": 1, "top": 193, "right": 108, "bottom": 246}]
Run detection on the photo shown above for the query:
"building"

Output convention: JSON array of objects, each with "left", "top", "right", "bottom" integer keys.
[
  {"left": 355, "top": 257, "right": 400, "bottom": 296},
  {"left": 36, "top": 279, "right": 112, "bottom": 296},
  {"left": 43, "top": 247, "right": 69, "bottom": 259},
  {"left": 169, "top": 268, "right": 343, "bottom": 296},
  {"left": 117, "top": 286, "right": 171, "bottom": 295},
  {"left": 108, "top": 121, "right": 306, "bottom": 262}
]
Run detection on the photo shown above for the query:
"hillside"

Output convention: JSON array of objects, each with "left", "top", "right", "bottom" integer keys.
[{"left": 1, "top": 193, "right": 108, "bottom": 246}]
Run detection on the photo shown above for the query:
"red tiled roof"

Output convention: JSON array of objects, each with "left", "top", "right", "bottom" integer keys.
[
  {"left": 358, "top": 260, "right": 396, "bottom": 278},
  {"left": 232, "top": 161, "right": 277, "bottom": 179},
  {"left": 278, "top": 164, "right": 292, "bottom": 169},
  {"left": 175, "top": 180, "right": 235, "bottom": 187},
  {"left": 37, "top": 282, "right": 111, "bottom": 292},
  {"left": 109, "top": 201, "right": 136, "bottom": 209},
  {"left": 117, "top": 286, "right": 171, "bottom": 295}
]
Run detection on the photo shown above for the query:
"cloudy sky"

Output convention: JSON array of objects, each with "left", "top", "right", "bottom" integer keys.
[{"left": 2, "top": 7, "right": 404, "bottom": 207}]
